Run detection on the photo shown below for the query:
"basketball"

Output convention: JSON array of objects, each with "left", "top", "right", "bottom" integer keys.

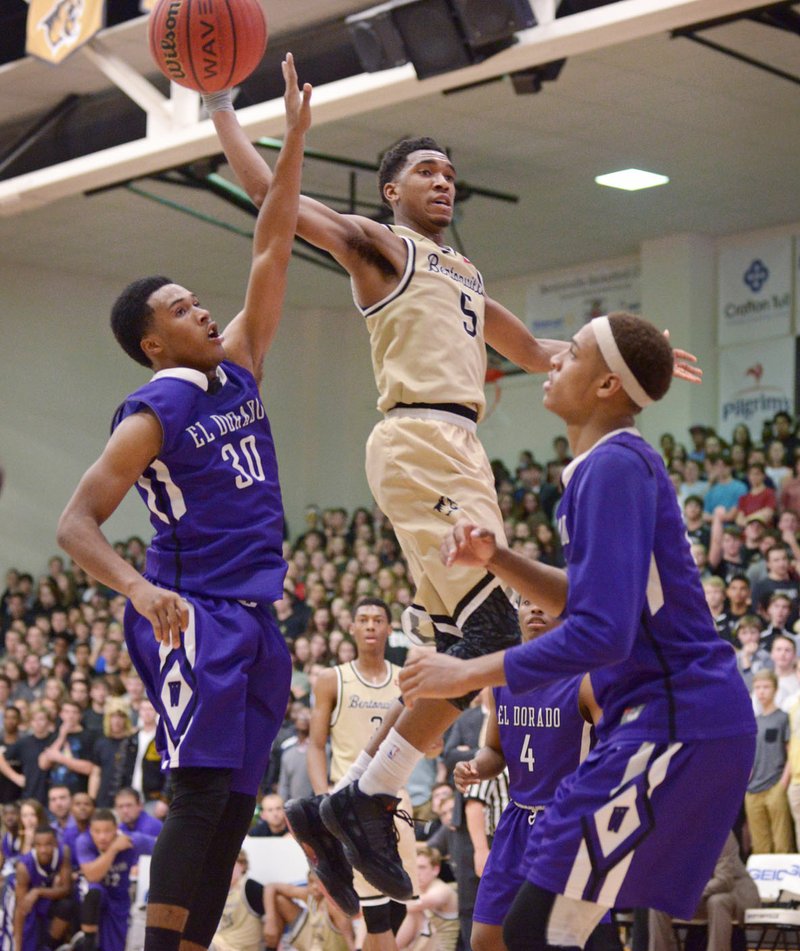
[{"left": 148, "top": 0, "right": 268, "bottom": 93}]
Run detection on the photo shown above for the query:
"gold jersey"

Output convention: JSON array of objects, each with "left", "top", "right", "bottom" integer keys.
[
  {"left": 329, "top": 660, "right": 401, "bottom": 785},
  {"left": 355, "top": 225, "right": 487, "bottom": 418}
]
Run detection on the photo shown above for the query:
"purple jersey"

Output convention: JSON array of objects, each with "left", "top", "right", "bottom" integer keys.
[
  {"left": 504, "top": 430, "right": 755, "bottom": 744},
  {"left": 75, "top": 830, "right": 155, "bottom": 906},
  {"left": 17, "top": 848, "right": 65, "bottom": 951},
  {"left": 120, "top": 811, "right": 162, "bottom": 838},
  {"left": 494, "top": 676, "right": 590, "bottom": 807},
  {"left": 112, "top": 361, "right": 286, "bottom": 602}
]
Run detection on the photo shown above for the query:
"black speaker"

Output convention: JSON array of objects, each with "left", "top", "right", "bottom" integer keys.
[
  {"left": 390, "top": 0, "right": 477, "bottom": 79},
  {"left": 450, "top": 0, "right": 535, "bottom": 48},
  {"left": 510, "top": 58, "right": 566, "bottom": 94},
  {"left": 345, "top": 7, "right": 409, "bottom": 73}
]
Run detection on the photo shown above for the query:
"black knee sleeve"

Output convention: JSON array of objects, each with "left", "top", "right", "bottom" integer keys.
[
  {"left": 503, "top": 882, "right": 557, "bottom": 951},
  {"left": 81, "top": 888, "right": 103, "bottom": 927},
  {"left": 180, "top": 790, "right": 257, "bottom": 949}
]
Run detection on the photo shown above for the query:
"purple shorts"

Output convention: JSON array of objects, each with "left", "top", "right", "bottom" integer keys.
[
  {"left": 473, "top": 802, "right": 543, "bottom": 925},
  {"left": 125, "top": 592, "right": 291, "bottom": 795},
  {"left": 524, "top": 734, "right": 755, "bottom": 918}
]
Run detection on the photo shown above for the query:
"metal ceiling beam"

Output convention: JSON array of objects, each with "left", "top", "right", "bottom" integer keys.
[{"left": 0, "top": 0, "right": 780, "bottom": 218}]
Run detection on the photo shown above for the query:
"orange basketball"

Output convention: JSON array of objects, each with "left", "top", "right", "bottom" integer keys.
[{"left": 148, "top": 0, "right": 268, "bottom": 93}]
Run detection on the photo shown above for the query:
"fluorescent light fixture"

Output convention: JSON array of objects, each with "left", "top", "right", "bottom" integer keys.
[{"left": 594, "top": 168, "right": 669, "bottom": 191}]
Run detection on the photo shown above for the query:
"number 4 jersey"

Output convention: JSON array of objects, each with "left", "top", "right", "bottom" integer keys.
[
  {"left": 112, "top": 362, "right": 287, "bottom": 603},
  {"left": 494, "top": 676, "right": 592, "bottom": 808}
]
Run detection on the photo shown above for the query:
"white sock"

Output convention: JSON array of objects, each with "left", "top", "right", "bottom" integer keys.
[
  {"left": 357, "top": 728, "right": 423, "bottom": 797},
  {"left": 333, "top": 750, "right": 373, "bottom": 792}
]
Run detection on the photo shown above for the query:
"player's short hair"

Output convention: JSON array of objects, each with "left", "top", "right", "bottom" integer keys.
[
  {"left": 110, "top": 275, "right": 173, "bottom": 368},
  {"left": 90, "top": 808, "right": 117, "bottom": 825},
  {"left": 378, "top": 137, "right": 447, "bottom": 205},
  {"left": 604, "top": 312, "right": 673, "bottom": 406},
  {"left": 34, "top": 825, "right": 56, "bottom": 839},
  {"left": 114, "top": 787, "right": 141, "bottom": 803},
  {"left": 354, "top": 597, "right": 391, "bottom": 624}
]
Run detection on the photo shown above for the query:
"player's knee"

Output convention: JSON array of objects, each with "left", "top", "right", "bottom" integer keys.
[
  {"left": 81, "top": 888, "right": 103, "bottom": 926},
  {"left": 167, "top": 766, "right": 232, "bottom": 823},
  {"left": 471, "top": 921, "right": 505, "bottom": 951},
  {"left": 503, "top": 883, "right": 553, "bottom": 951}
]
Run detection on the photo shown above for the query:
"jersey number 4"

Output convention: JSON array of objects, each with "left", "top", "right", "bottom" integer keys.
[
  {"left": 520, "top": 734, "right": 535, "bottom": 772},
  {"left": 221, "top": 434, "right": 265, "bottom": 489}
]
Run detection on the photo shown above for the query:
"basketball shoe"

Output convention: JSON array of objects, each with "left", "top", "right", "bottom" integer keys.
[
  {"left": 285, "top": 795, "right": 360, "bottom": 917},
  {"left": 319, "top": 783, "right": 413, "bottom": 901}
]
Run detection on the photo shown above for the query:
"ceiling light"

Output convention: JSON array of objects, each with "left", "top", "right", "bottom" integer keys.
[{"left": 594, "top": 169, "right": 669, "bottom": 191}]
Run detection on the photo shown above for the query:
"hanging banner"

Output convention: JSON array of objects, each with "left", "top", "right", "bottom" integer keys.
[
  {"left": 26, "top": 0, "right": 105, "bottom": 65},
  {"left": 718, "top": 335, "right": 794, "bottom": 440},
  {"left": 525, "top": 257, "right": 640, "bottom": 343},
  {"left": 718, "top": 235, "right": 792, "bottom": 346}
]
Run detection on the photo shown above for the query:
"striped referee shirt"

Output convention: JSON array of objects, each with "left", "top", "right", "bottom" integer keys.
[{"left": 465, "top": 768, "right": 510, "bottom": 839}]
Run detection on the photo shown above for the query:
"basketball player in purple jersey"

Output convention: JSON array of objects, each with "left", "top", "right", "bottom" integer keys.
[
  {"left": 456, "top": 599, "right": 615, "bottom": 951},
  {"left": 204, "top": 84, "right": 702, "bottom": 909},
  {"left": 75, "top": 810, "right": 156, "bottom": 951},
  {"left": 57, "top": 57, "right": 311, "bottom": 951},
  {"left": 12, "top": 827, "right": 73, "bottom": 951},
  {"left": 401, "top": 313, "right": 756, "bottom": 949}
]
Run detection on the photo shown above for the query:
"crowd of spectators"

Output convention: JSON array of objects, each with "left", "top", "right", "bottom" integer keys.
[{"left": 5, "top": 411, "right": 800, "bottom": 948}]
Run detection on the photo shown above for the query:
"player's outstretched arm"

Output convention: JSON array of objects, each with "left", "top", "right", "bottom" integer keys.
[
  {"left": 484, "top": 297, "right": 567, "bottom": 373},
  {"left": 206, "top": 75, "right": 404, "bottom": 282},
  {"left": 222, "top": 54, "right": 310, "bottom": 377},
  {"left": 57, "top": 413, "right": 187, "bottom": 649}
]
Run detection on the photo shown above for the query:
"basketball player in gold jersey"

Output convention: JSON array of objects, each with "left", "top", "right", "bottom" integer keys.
[
  {"left": 205, "top": 85, "right": 702, "bottom": 904},
  {"left": 292, "top": 598, "right": 418, "bottom": 951}
]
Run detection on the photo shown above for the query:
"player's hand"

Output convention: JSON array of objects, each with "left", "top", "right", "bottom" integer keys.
[
  {"left": 21, "top": 888, "right": 40, "bottom": 913},
  {"left": 440, "top": 521, "right": 497, "bottom": 569},
  {"left": 128, "top": 579, "right": 189, "bottom": 649},
  {"left": 663, "top": 329, "right": 703, "bottom": 384},
  {"left": 263, "top": 919, "right": 281, "bottom": 948},
  {"left": 453, "top": 758, "right": 481, "bottom": 794},
  {"left": 112, "top": 833, "right": 133, "bottom": 853},
  {"left": 400, "top": 648, "right": 471, "bottom": 708},
  {"left": 282, "top": 52, "right": 312, "bottom": 135}
]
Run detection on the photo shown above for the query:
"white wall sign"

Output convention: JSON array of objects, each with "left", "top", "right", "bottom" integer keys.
[
  {"left": 718, "top": 335, "right": 794, "bottom": 440},
  {"left": 718, "top": 236, "right": 792, "bottom": 346},
  {"left": 525, "top": 258, "right": 640, "bottom": 341}
]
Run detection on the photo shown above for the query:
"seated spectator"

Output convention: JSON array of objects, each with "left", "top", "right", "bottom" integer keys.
[
  {"left": 262, "top": 869, "right": 355, "bottom": 951},
  {"left": 702, "top": 578, "right": 732, "bottom": 642},
  {"left": 210, "top": 850, "right": 264, "bottom": 951},
  {"left": 737, "top": 463, "right": 777, "bottom": 527},
  {"left": 708, "top": 515, "right": 745, "bottom": 585},
  {"left": 74, "top": 809, "right": 156, "bottom": 951},
  {"left": 725, "top": 576, "right": 752, "bottom": 634},
  {"left": 129, "top": 699, "right": 166, "bottom": 814},
  {"left": 741, "top": 517, "right": 767, "bottom": 572},
  {"left": 780, "top": 457, "right": 800, "bottom": 517},
  {"left": 114, "top": 787, "right": 162, "bottom": 837},
  {"left": 678, "top": 459, "right": 708, "bottom": 506},
  {"left": 734, "top": 616, "right": 772, "bottom": 691},
  {"left": 745, "top": 670, "right": 793, "bottom": 853},
  {"left": 13, "top": 655, "right": 46, "bottom": 705},
  {"left": 690, "top": 543, "right": 711, "bottom": 581},
  {"left": 47, "top": 785, "right": 77, "bottom": 844},
  {"left": 396, "top": 845, "right": 459, "bottom": 951},
  {"left": 19, "top": 800, "right": 48, "bottom": 857},
  {"left": 277, "top": 708, "right": 313, "bottom": 803},
  {"left": 648, "top": 831, "right": 759, "bottom": 951},
  {"left": 12, "top": 825, "right": 73, "bottom": 951},
  {"left": 683, "top": 496, "right": 709, "bottom": 549},
  {"left": 704, "top": 454, "right": 748, "bottom": 524},
  {"left": 248, "top": 793, "right": 289, "bottom": 838},
  {"left": 766, "top": 635, "right": 800, "bottom": 711},
  {"left": 82, "top": 679, "right": 107, "bottom": 735},
  {"left": 751, "top": 546, "right": 800, "bottom": 618},
  {"left": 777, "top": 510, "right": 800, "bottom": 564},
  {"left": 761, "top": 594, "right": 796, "bottom": 652},
  {"left": 766, "top": 440, "right": 792, "bottom": 491}
]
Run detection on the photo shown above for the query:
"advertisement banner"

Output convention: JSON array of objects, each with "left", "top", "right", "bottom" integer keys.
[
  {"left": 525, "top": 257, "right": 640, "bottom": 343},
  {"left": 718, "top": 336, "right": 794, "bottom": 440},
  {"left": 718, "top": 236, "right": 792, "bottom": 346}
]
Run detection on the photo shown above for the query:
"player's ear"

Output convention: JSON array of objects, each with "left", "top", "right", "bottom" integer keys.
[
  {"left": 140, "top": 334, "right": 162, "bottom": 361},
  {"left": 383, "top": 179, "right": 399, "bottom": 206},
  {"left": 596, "top": 372, "right": 624, "bottom": 401}
]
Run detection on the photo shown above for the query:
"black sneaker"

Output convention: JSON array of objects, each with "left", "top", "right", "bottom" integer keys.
[
  {"left": 319, "top": 783, "right": 413, "bottom": 901},
  {"left": 285, "top": 795, "right": 361, "bottom": 917}
]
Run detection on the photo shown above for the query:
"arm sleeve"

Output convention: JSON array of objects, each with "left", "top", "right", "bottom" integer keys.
[{"left": 504, "top": 447, "right": 657, "bottom": 695}]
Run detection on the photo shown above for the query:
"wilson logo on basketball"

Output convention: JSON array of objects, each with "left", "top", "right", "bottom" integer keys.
[{"left": 159, "top": 1, "right": 187, "bottom": 82}]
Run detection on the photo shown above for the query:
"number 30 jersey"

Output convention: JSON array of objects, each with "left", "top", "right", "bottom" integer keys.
[
  {"left": 493, "top": 676, "right": 591, "bottom": 808},
  {"left": 112, "top": 362, "right": 287, "bottom": 603},
  {"left": 357, "top": 225, "right": 487, "bottom": 418}
]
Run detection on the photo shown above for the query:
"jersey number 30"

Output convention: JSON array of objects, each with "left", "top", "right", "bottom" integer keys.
[{"left": 222, "top": 435, "right": 265, "bottom": 489}]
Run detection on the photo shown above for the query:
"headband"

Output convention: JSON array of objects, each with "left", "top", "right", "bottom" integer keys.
[{"left": 590, "top": 316, "right": 653, "bottom": 409}]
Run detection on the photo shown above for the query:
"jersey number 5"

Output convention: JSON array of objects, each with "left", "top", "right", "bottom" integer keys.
[
  {"left": 460, "top": 292, "right": 477, "bottom": 337},
  {"left": 221, "top": 435, "right": 265, "bottom": 489}
]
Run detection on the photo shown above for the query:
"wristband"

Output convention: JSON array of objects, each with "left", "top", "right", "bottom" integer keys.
[{"left": 202, "top": 90, "right": 234, "bottom": 114}]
